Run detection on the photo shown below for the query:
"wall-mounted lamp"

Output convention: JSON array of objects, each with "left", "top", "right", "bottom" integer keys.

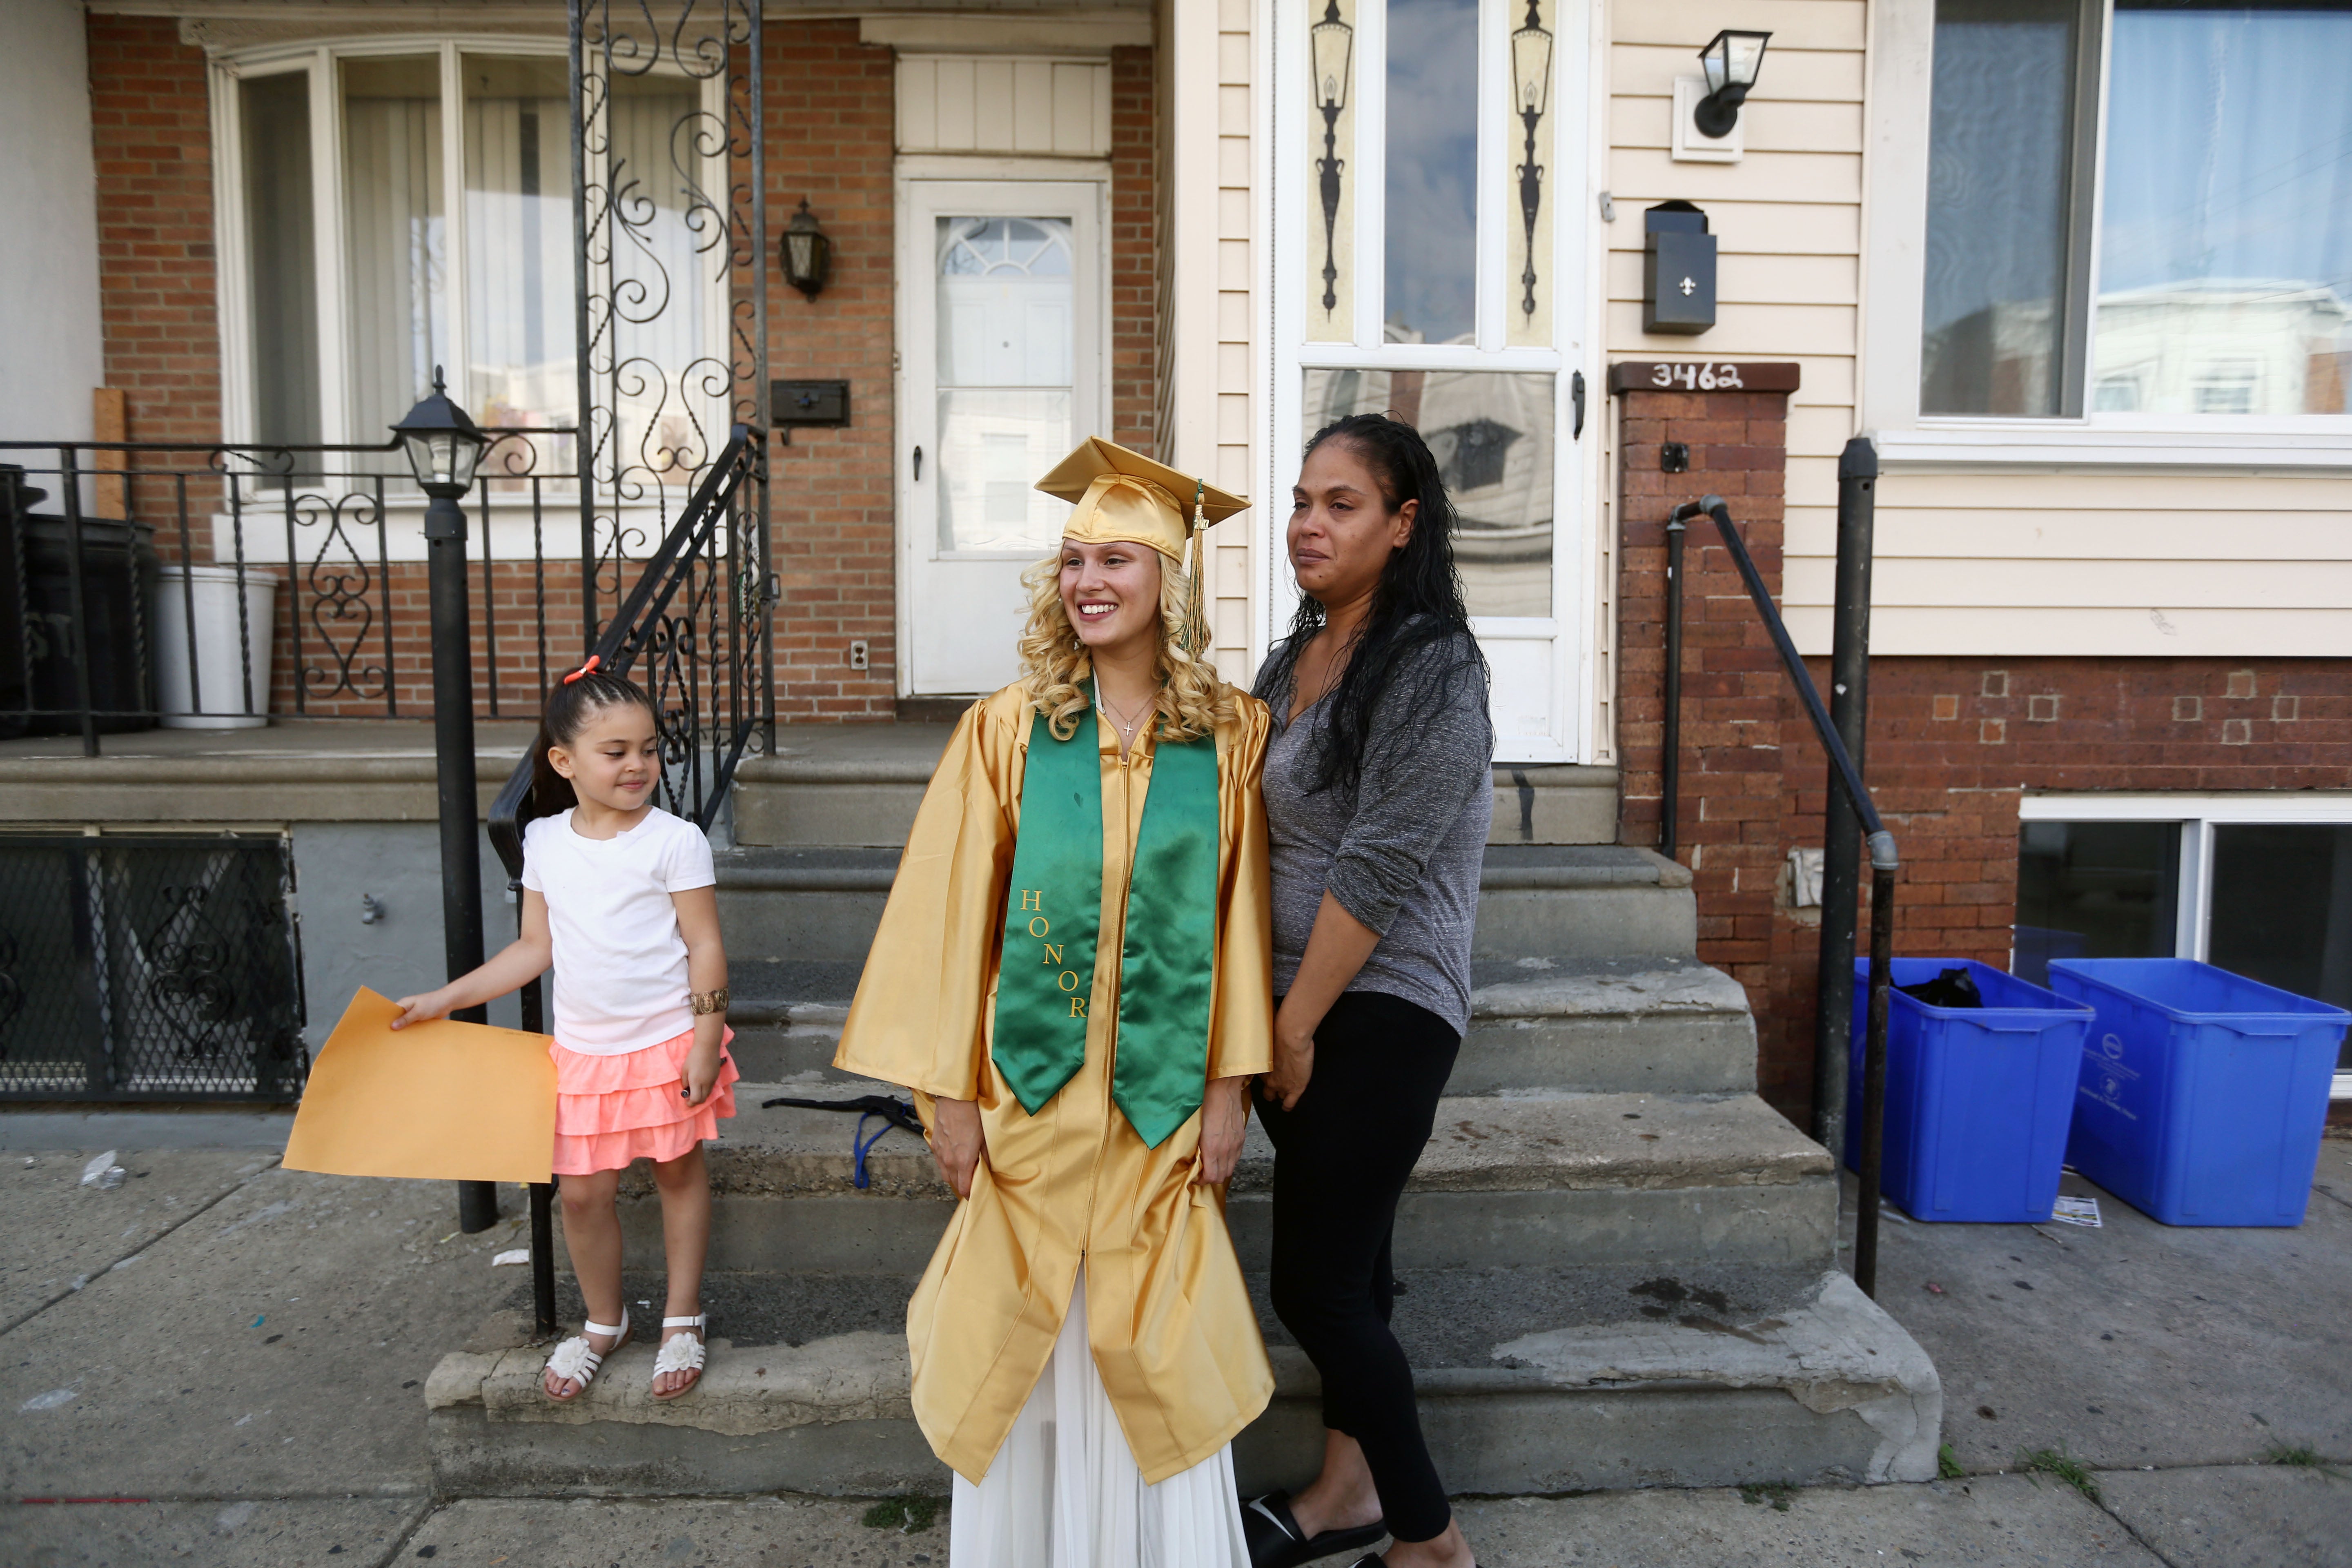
[
  {"left": 1310, "top": 0, "right": 1355, "bottom": 318},
  {"left": 1510, "top": 2, "right": 1554, "bottom": 322},
  {"left": 780, "top": 198, "right": 832, "bottom": 300},
  {"left": 1693, "top": 29, "right": 1770, "bottom": 138}
]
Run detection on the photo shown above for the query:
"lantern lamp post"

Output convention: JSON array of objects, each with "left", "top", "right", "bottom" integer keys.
[
  {"left": 391, "top": 368, "right": 498, "bottom": 1236},
  {"left": 1311, "top": 0, "right": 1354, "bottom": 318},
  {"left": 1511, "top": 2, "right": 1554, "bottom": 322}
]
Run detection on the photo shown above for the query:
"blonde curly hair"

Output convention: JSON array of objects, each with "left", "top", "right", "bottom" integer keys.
[{"left": 1016, "top": 549, "right": 1238, "bottom": 744}]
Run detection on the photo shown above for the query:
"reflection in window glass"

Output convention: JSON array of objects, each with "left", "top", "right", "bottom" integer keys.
[
  {"left": 2096, "top": 3, "right": 2352, "bottom": 415},
  {"left": 1384, "top": 0, "right": 1478, "bottom": 345},
  {"left": 2209, "top": 825, "right": 2352, "bottom": 1065},
  {"left": 936, "top": 217, "right": 1075, "bottom": 554},
  {"left": 2013, "top": 820, "right": 2178, "bottom": 985},
  {"left": 1304, "top": 370, "right": 1553, "bottom": 617},
  {"left": 464, "top": 55, "right": 575, "bottom": 481},
  {"left": 1920, "top": 0, "right": 2079, "bottom": 416},
  {"left": 343, "top": 56, "right": 446, "bottom": 445},
  {"left": 241, "top": 73, "right": 318, "bottom": 449}
]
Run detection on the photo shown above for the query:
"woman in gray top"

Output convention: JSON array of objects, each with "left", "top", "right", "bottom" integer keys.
[{"left": 1239, "top": 414, "right": 1492, "bottom": 1568}]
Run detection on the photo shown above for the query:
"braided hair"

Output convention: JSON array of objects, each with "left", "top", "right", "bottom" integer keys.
[
  {"left": 529, "top": 661, "right": 657, "bottom": 815},
  {"left": 1264, "top": 412, "right": 1488, "bottom": 795}
]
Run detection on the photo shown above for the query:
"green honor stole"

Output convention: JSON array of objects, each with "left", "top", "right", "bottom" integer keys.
[{"left": 989, "top": 700, "right": 1221, "bottom": 1148}]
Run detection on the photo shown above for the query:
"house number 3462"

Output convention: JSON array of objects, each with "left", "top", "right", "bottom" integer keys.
[{"left": 1649, "top": 362, "right": 1744, "bottom": 390}]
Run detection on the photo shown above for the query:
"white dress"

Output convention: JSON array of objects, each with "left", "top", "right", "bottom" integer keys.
[{"left": 949, "top": 1272, "right": 1253, "bottom": 1567}]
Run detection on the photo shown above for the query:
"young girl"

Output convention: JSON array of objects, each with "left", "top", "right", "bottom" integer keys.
[{"left": 391, "top": 658, "right": 737, "bottom": 1403}]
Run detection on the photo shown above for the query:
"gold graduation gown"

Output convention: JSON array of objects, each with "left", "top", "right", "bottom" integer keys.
[{"left": 833, "top": 682, "right": 1276, "bottom": 1486}]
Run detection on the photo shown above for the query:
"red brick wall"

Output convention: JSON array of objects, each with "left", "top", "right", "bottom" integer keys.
[
  {"left": 1615, "top": 374, "right": 1796, "bottom": 1105},
  {"left": 1617, "top": 371, "right": 2352, "bottom": 1126},
  {"left": 88, "top": 17, "right": 219, "bottom": 495},
  {"left": 81, "top": 20, "right": 1161, "bottom": 724},
  {"left": 762, "top": 22, "right": 896, "bottom": 719},
  {"left": 1109, "top": 47, "right": 1159, "bottom": 454}
]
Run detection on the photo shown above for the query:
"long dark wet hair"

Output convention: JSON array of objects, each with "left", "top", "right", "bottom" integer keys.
[
  {"left": 1263, "top": 412, "right": 1488, "bottom": 794},
  {"left": 529, "top": 660, "right": 658, "bottom": 815}
]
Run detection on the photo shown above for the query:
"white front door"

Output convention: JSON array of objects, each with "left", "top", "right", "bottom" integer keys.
[
  {"left": 1271, "top": 0, "right": 1590, "bottom": 762},
  {"left": 898, "top": 179, "right": 1108, "bottom": 697}
]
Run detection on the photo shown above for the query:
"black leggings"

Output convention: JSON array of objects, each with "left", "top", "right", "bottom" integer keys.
[{"left": 1258, "top": 989, "right": 1460, "bottom": 1545}]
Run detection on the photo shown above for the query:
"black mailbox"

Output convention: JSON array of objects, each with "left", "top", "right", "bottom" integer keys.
[
  {"left": 770, "top": 379, "right": 851, "bottom": 428},
  {"left": 1642, "top": 201, "right": 1717, "bottom": 336}
]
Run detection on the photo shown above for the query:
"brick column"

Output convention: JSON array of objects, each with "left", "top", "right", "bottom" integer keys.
[{"left": 1612, "top": 361, "right": 1799, "bottom": 1090}]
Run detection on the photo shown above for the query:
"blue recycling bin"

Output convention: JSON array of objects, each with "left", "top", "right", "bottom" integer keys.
[
  {"left": 2046, "top": 958, "right": 2349, "bottom": 1227},
  {"left": 1846, "top": 958, "right": 2094, "bottom": 1222}
]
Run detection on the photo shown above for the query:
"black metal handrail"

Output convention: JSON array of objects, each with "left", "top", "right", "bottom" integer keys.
[
  {"left": 487, "top": 422, "right": 767, "bottom": 1338},
  {"left": 1662, "top": 492, "right": 1902, "bottom": 1298}
]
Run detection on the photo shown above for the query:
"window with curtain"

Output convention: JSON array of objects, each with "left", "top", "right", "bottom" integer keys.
[
  {"left": 1922, "top": 0, "right": 2352, "bottom": 419},
  {"left": 232, "top": 44, "right": 715, "bottom": 472},
  {"left": 341, "top": 56, "right": 449, "bottom": 448}
]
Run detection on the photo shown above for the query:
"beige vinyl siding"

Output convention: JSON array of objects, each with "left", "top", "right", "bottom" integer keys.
[
  {"left": 1599, "top": 0, "right": 1869, "bottom": 743},
  {"left": 895, "top": 56, "right": 1114, "bottom": 157},
  {"left": 1211, "top": 0, "right": 1254, "bottom": 682},
  {"left": 1792, "top": 470, "right": 2352, "bottom": 656}
]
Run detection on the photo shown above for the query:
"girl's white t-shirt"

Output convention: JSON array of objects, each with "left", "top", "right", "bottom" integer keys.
[{"left": 521, "top": 806, "right": 716, "bottom": 1055}]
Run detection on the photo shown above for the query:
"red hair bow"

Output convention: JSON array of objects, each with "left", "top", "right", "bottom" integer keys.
[{"left": 564, "top": 655, "right": 601, "bottom": 684}]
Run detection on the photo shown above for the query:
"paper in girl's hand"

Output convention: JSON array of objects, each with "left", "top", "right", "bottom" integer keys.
[{"left": 282, "top": 988, "right": 556, "bottom": 1183}]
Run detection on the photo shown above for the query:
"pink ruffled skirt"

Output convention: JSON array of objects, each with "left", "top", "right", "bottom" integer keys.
[{"left": 549, "top": 1027, "right": 740, "bottom": 1176}]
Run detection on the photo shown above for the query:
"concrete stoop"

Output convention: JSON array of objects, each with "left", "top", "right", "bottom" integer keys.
[
  {"left": 712, "top": 843, "right": 1697, "bottom": 978},
  {"left": 423, "top": 1271, "right": 1939, "bottom": 1497},
  {"left": 725, "top": 953, "right": 1753, "bottom": 1094},
  {"left": 727, "top": 726, "right": 1619, "bottom": 849},
  {"left": 418, "top": 809, "right": 1946, "bottom": 1503},
  {"left": 603, "top": 1086, "right": 1838, "bottom": 1275}
]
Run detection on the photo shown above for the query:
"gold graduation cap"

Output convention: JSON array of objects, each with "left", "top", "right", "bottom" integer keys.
[{"left": 1034, "top": 437, "right": 1248, "bottom": 655}]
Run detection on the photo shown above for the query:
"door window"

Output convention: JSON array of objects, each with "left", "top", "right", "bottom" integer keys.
[
  {"left": 934, "top": 216, "right": 1076, "bottom": 555},
  {"left": 1306, "top": 368, "right": 1554, "bottom": 617}
]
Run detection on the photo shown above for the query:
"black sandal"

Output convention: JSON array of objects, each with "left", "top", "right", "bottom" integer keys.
[{"left": 1241, "top": 1490, "right": 1388, "bottom": 1568}]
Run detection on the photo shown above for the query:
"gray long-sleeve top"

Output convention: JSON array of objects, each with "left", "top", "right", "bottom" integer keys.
[{"left": 1254, "top": 630, "right": 1494, "bottom": 1035}]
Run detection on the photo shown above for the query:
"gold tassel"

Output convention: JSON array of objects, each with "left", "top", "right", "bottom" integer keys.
[{"left": 1184, "top": 478, "right": 1211, "bottom": 657}]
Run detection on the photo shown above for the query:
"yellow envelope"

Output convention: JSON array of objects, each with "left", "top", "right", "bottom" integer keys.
[{"left": 283, "top": 987, "right": 556, "bottom": 1183}]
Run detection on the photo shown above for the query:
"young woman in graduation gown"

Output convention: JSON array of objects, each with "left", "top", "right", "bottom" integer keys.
[{"left": 835, "top": 437, "right": 1276, "bottom": 1566}]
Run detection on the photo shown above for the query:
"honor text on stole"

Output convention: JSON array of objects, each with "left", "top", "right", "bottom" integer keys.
[{"left": 1019, "top": 888, "right": 1088, "bottom": 1018}]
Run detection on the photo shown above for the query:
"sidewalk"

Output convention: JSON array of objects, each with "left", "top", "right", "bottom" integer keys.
[{"left": 4, "top": 1124, "right": 2348, "bottom": 1567}]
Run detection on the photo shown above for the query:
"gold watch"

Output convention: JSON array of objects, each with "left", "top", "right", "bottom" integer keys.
[{"left": 688, "top": 987, "right": 731, "bottom": 1016}]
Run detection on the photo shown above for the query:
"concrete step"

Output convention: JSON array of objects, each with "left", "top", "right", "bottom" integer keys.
[
  {"left": 724, "top": 955, "right": 1755, "bottom": 1096},
  {"left": 428, "top": 1264, "right": 1939, "bottom": 1497},
  {"left": 598, "top": 1085, "right": 1835, "bottom": 1277},
  {"left": 713, "top": 843, "right": 1695, "bottom": 969},
  {"left": 728, "top": 722, "right": 1619, "bottom": 848}
]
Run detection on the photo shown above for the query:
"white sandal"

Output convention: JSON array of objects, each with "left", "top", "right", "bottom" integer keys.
[
  {"left": 651, "top": 1313, "right": 708, "bottom": 1401},
  {"left": 541, "top": 1315, "right": 631, "bottom": 1403}
]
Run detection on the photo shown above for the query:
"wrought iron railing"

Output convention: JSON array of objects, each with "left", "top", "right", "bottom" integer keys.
[
  {"left": 0, "top": 431, "right": 626, "bottom": 753},
  {"left": 1661, "top": 491, "right": 1903, "bottom": 1298}
]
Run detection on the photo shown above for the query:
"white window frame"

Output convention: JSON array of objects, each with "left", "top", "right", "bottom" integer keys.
[
  {"left": 1266, "top": 0, "right": 1595, "bottom": 763},
  {"left": 2020, "top": 792, "right": 2352, "bottom": 1098},
  {"left": 1860, "top": 0, "right": 2352, "bottom": 470},
  {"left": 209, "top": 35, "right": 727, "bottom": 459}
]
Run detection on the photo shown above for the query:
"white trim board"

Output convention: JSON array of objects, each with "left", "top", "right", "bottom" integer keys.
[{"left": 2019, "top": 793, "right": 2352, "bottom": 824}]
